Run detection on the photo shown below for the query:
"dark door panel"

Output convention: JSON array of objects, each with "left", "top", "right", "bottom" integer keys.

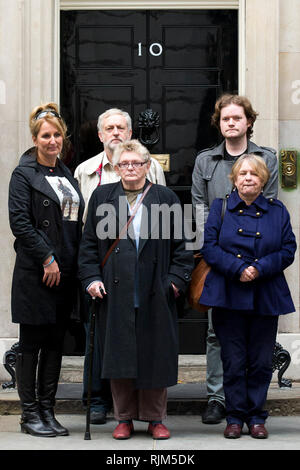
[
  {"left": 61, "top": 10, "right": 147, "bottom": 167},
  {"left": 61, "top": 9, "right": 237, "bottom": 170},
  {"left": 60, "top": 9, "right": 238, "bottom": 353},
  {"left": 76, "top": 26, "right": 136, "bottom": 68},
  {"left": 152, "top": 84, "right": 219, "bottom": 187},
  {"left": 146, "top": 10, "right": 237, "bottom": 185}
]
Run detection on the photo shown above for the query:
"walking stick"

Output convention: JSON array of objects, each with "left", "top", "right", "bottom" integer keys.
[{"left": 84, "top": 295, "right": 100, "bottom": 440}]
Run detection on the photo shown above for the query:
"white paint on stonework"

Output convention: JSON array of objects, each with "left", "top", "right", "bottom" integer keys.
[{"left": 0, "top": 80, "right": 6, "bottom": 104}]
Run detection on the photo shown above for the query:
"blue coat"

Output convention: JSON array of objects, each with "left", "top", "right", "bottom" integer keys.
[{"left": 200, "top": 190, "right": 296, "bottom": 316}]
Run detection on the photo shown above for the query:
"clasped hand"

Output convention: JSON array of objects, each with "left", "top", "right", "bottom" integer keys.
[{"left": 240, "top": 266, "right": 259, "bottom": 282}]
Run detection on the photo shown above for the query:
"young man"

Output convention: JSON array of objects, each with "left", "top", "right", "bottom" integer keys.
[
  {"left": 191, "top": 94, "right": 278, "bottom": 424},
  {"left": 75, "top": 108, "right": 165, "bottom": 424}
]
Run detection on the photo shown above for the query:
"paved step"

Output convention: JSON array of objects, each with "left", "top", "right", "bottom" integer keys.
[
  {"left": 59, "top": 355, "right": 208, "bottom": 384},
  {"left": 1, "top": 382, "right": 300, "bottom": 417},
  {"left": 1, "top": 415, "right": 300, "bottom": 451},
  {"left": 0, "top": 353, "right": 286, "bottom": 385},
  {"left": 58, "top": 354, "right": 290, "bottom": 386},
  {"left": 2, "top": 355, "right": 297, "bottom": 416}
]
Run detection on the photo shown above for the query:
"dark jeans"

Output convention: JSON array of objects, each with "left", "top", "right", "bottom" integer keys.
[
  {"left": 82, "top": 312, "right": 112, "bottom": 413},
  {"left": 212, "top": 308, "right": 278, "bottom": 427}
]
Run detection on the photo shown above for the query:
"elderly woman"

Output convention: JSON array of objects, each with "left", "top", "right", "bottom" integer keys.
[
  {"left": 78, "top": 139, "right": 193, "bottom": 440},
  {"left": 199, "top": 153, "right": 296, "bottom": 439},
  {"left": 9, "top": 103, "right": 84, "bottom": 437}
]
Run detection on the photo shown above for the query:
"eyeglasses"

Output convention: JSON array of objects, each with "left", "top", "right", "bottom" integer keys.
[
  {"left": 34, "top": 109, "right": 61, "bottom": 121},
  {"left": 117, "top": 161, "right": 147, "bottom": 169}
]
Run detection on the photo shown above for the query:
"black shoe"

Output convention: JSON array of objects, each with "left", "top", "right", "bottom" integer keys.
[
  {"left": 40, "top": 408, "right": 69, "bottom": 436},
  {"left": 90, "top": 410, "right": 107, "bottom": 425},
  {"left": 20, "top": 409, "right": 57, "bottom": 437},
  {"left": 202, "top": 400, "right": 226, "bottom": 424},
  {"left": 37, "top": 350, "right": 69, "bottom": 436},
  {"left": 16, "top": 352, "right": 56, "bottom": 437}
]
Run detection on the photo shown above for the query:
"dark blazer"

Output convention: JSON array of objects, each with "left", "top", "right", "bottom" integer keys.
[
  {"left": 78, "top": 180, "right": 194, "bottom": 389},
  {"left": 9, "top": 148, "right": 85, "bottom": 324},
  {"left": 200, "top": 190, "right": 296, "bottom": 316}
]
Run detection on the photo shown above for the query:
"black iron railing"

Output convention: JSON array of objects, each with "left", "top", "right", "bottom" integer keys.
[{"left": 2, "top": 341, "right": 292, "bottom": 390}]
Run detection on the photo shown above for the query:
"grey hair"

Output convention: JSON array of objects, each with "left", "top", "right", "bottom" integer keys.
[
  {"left": 112, "top": 139, "right": 150, "bottom": 167},
  {"left": 97, "top": 108, "right": 132, "bottom": 132}
]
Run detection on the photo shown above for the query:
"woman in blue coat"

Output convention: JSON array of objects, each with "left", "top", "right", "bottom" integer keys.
[{"left": 200, "top": 153, "right": 296, "bottom": 439}]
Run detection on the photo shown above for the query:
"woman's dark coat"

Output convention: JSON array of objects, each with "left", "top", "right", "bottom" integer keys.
[
  {"left": 9, "top": 148, "right": 85, "bottom": 325},
  {"left": 78, "top": 180, "right": 194, "bottom": 389},
  {"left": 200, "top": 190, "right": 296, "bottom": 316}
]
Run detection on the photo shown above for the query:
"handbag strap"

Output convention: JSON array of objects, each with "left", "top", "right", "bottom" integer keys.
[
  {"left": 221, "top": 197, "right": 228, "bottom": 222},
  {"left": 101, "top": 182, "right": 153, "bottom": 268}
]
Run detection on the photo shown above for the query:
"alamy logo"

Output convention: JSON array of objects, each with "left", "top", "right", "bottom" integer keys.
[{"left": 94, "top": 197, "right": 205, "bottom": 250}]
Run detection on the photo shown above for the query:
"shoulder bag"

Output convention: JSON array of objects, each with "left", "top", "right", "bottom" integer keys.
[{"left": 188, "top": 198, "right": 227, "bottom": 312}]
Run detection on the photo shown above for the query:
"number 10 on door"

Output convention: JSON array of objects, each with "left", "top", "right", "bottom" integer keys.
[{"left": 138, "top": 43, "right": 163, "bottom": 57}]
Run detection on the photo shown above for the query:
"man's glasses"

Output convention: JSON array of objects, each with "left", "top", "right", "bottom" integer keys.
[{"left": 117, "top": 161, "right": 147, "bottom": 169}]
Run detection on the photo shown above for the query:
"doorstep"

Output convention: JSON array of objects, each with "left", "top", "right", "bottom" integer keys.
[{"left": 1, "top": 382, "right": 300, "bottom": 417}]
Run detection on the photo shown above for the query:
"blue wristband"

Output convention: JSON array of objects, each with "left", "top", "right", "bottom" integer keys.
[{"left": 43, "top": 255, "right": 54, "bottom": 267}]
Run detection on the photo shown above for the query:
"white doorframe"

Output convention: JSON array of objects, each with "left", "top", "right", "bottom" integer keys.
[{"left": 60, "top": 1, "right": 240, "bottom": 9}]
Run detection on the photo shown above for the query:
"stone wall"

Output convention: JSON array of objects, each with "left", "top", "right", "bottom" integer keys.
[
  {"left": 0, "top": 0, "right": 58, "bottom": 380},
  {"left": 278, "top": 0, "right": 300, "bottom": 333},
  {"left": 0, "top": 0, "right": 299, "bottom": 382},
  {"left": 0, "top": 1, "right": 23, "bottom": 365}
]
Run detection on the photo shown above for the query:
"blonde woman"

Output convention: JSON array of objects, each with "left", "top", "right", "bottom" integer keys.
[{"left": 9, "top": 103, "right": 84, "bottom": 437}]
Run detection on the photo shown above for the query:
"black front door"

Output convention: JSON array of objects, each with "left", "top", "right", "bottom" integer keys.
[{"left": 60, "top": 9, "right": 238, "bottom": 354}]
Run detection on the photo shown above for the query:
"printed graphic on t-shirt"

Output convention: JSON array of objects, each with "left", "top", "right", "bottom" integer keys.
[{"left": 45, "top": 176, "right": 79, "bottom": 221}]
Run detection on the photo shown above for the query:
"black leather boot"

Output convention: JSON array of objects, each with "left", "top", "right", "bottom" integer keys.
[
  {"left": 37, "top": 350, "right": 69, "bottom": 436},
  {"left": 16, "top": 352, "right": 56, "bottom": 437}
]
